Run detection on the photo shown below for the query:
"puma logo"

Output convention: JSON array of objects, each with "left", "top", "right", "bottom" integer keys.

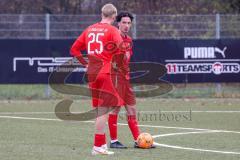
[
  {"left": 215, "top": 47, "right": 227, "bottom": 58},
  {"left": 184, "top": 46, "right": 227, "bottom": 59}
]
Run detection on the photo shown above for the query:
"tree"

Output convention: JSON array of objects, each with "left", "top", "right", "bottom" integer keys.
[{"left": 0, "top": 0, "right": 239, "bottom": 14}]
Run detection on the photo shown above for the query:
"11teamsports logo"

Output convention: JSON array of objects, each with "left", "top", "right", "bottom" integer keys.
[{"left": 166, "top": 46, "right": 240, "bottom": 75}]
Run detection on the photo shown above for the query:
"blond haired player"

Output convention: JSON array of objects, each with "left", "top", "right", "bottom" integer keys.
[{"left": 70, "top": 4, "right": 125, "bottom": 155}]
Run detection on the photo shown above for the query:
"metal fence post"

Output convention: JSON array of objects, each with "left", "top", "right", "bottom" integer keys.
[
  {"left": 132, "top": 14, "right": 137, "bottom": 39},
  {"left": 215, "top": 13, "right": 222, "bottom": 97},
  {"left": 45, "top": 14, "right": 50, "bottom": 40},
  {"left": 45, "top": 84, "right": 51, "bottom": 99},
  {"left": 45, "top": 14, "right": 51, "bottom": 98},
  {"left": 216, "top": 13, "right": 220, "bottom": 39}
]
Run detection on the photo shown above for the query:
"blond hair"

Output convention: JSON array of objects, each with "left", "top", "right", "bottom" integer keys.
[{"left": 101, "top": 3, "right": 117, "bottom": 18}]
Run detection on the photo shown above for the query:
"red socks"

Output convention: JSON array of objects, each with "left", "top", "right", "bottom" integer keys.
[
  {"left": 108, "top": 114, "right": 140, "bottom": 142},
  {"left": 94, "top": 134, "right": 106, "bottom": 147},
  {"left": 108, "top": 114, "right": 118, "bottom": 140},
  {"left": 127, "top": 115, "right": 140, "bottom": 141}
]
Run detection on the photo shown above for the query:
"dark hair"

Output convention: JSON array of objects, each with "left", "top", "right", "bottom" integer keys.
[{"left": 116, "top": 12, "right": 134, "bottom": 22}]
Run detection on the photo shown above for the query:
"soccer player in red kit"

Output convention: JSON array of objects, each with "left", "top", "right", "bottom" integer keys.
[
  {"left": 108, "top": 12, "right": 156, "bottom": 149},
  {"left": 70, "top": 4, "right": 125, "bottom": 155}
]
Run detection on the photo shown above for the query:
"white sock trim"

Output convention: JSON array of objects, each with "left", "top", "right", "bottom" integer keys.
[{"left": 111, "top": 139, "right": 118, "bottom": 143}]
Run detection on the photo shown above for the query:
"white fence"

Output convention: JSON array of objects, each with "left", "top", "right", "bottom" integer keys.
[{"left": 0, "top": 14, "right": 239, "bottom": 39}]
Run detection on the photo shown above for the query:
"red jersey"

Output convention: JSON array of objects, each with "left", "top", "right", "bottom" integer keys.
[
  {"left": 118, "top": 34, "right": 133, "bottom": 80},
  {"left": 70, "top": 23, "right": 123, "bottom": 75}
]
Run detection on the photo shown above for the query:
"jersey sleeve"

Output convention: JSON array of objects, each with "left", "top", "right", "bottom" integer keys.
[
  {"left": 111, "top": 28, "right": 129, "bottom": 74},
  {"left": 70, "top": 30, "right": 88, "bottom": 66},
  {"left": 129, "top": 37, "right": 134, "bottom": 56},
  {"left": 111, "top": 28, "right": 123, "bottom": 52}
]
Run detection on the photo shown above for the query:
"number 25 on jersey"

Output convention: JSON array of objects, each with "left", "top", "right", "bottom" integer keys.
[{"left": 87, "top": 33, "right": 104, "bottom": 54}]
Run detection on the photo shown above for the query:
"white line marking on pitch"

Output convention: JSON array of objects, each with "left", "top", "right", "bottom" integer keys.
[
  {"left": 1, "top": 115, "right": 239, "bottom": 155},
  {"left": 0, "top": 115, "right": 240, "bottom": 135},
  {"left": 152, "top": 130, "right": 221, "bottom": 138},
  {"left": 134, "top": 123, "right": 240, "bottom": 134},
  {"left": 0, "top": 115, "right": 62, "bottom": 122},
  {"left": 138, "top": 111, "right": 240, "bottom": 113},
  {"left": 0, "top": 115, "right": 93, "bottom": 123},
  {"left": 1, "top": 110, "right": 240, "bottom": 114},
  {"left": 153, "top": 142, "right": 240, "bottom": 155}
]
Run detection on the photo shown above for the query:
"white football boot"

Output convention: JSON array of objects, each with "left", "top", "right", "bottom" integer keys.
[
  {"left": 91, "top": 145, "right": 114, "bottom": 155},
  {"left": 101, "top": 144, "right": 108, "bottom": 150}
]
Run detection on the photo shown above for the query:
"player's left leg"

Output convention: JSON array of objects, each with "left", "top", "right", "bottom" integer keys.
[
  {"left": 125, "top": 105, "right": 140, "bottom": 142},
  {"left": 125, "top": 105, "right": 156, "bottom": 148},
  {"left": 108, "top": 106, "right": 127, "bottom": 149},
  {"left": 123, "top": 81, "right": 140, "bottom": 143},
  {"left": 92, "top": 106, "right": 115, "bottom": 155},
  {"left": 91, "top": 73, "right": 120, "bottom": 155}
]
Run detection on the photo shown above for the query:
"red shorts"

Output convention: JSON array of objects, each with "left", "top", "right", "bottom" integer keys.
[
  {"left": 115, "top": 74, "right": 136, "bottom": 106},
  {"left": 89, "top": 73, "right": 124, "bottom": 107}
]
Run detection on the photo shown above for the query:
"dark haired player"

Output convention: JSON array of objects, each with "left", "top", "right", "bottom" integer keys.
[{"left": 108, "top": 12, "right": 156, "bottom": 149}]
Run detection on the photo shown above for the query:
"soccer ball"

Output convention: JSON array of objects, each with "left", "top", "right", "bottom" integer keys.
[{"left": 137, "top": 133, "right": 153, "bottom": 149}]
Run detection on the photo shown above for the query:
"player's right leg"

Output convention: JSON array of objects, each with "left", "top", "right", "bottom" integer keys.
[{"left": 108, "top": 107, "right": 127, "bottom": 149}]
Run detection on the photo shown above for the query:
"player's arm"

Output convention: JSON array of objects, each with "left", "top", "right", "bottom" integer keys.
[
  {"left": 70, "top": 30, "right": 88, "bottom": 66},
  {"left": 112, "top": 29, "right": 129, "bottom": 74}
]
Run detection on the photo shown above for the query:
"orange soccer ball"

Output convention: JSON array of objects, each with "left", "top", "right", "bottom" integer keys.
[{"left": 137, "top": 133, "right": 153, "bottom": 149}]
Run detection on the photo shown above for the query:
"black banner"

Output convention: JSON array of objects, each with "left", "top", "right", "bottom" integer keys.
[
  {"left": 0, "top": 39, "right": 239, "bottom": 83},
  {"left": 132, "top": 39, "right": 240, "bottom": 83}
]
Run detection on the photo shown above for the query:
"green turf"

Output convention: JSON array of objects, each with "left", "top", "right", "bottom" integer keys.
[
  {"left": 0, "top": 83, "right": 239, "bottom": 99},
  {"left": 0, "top": 99, "right": 240, "bottom": 160}
]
